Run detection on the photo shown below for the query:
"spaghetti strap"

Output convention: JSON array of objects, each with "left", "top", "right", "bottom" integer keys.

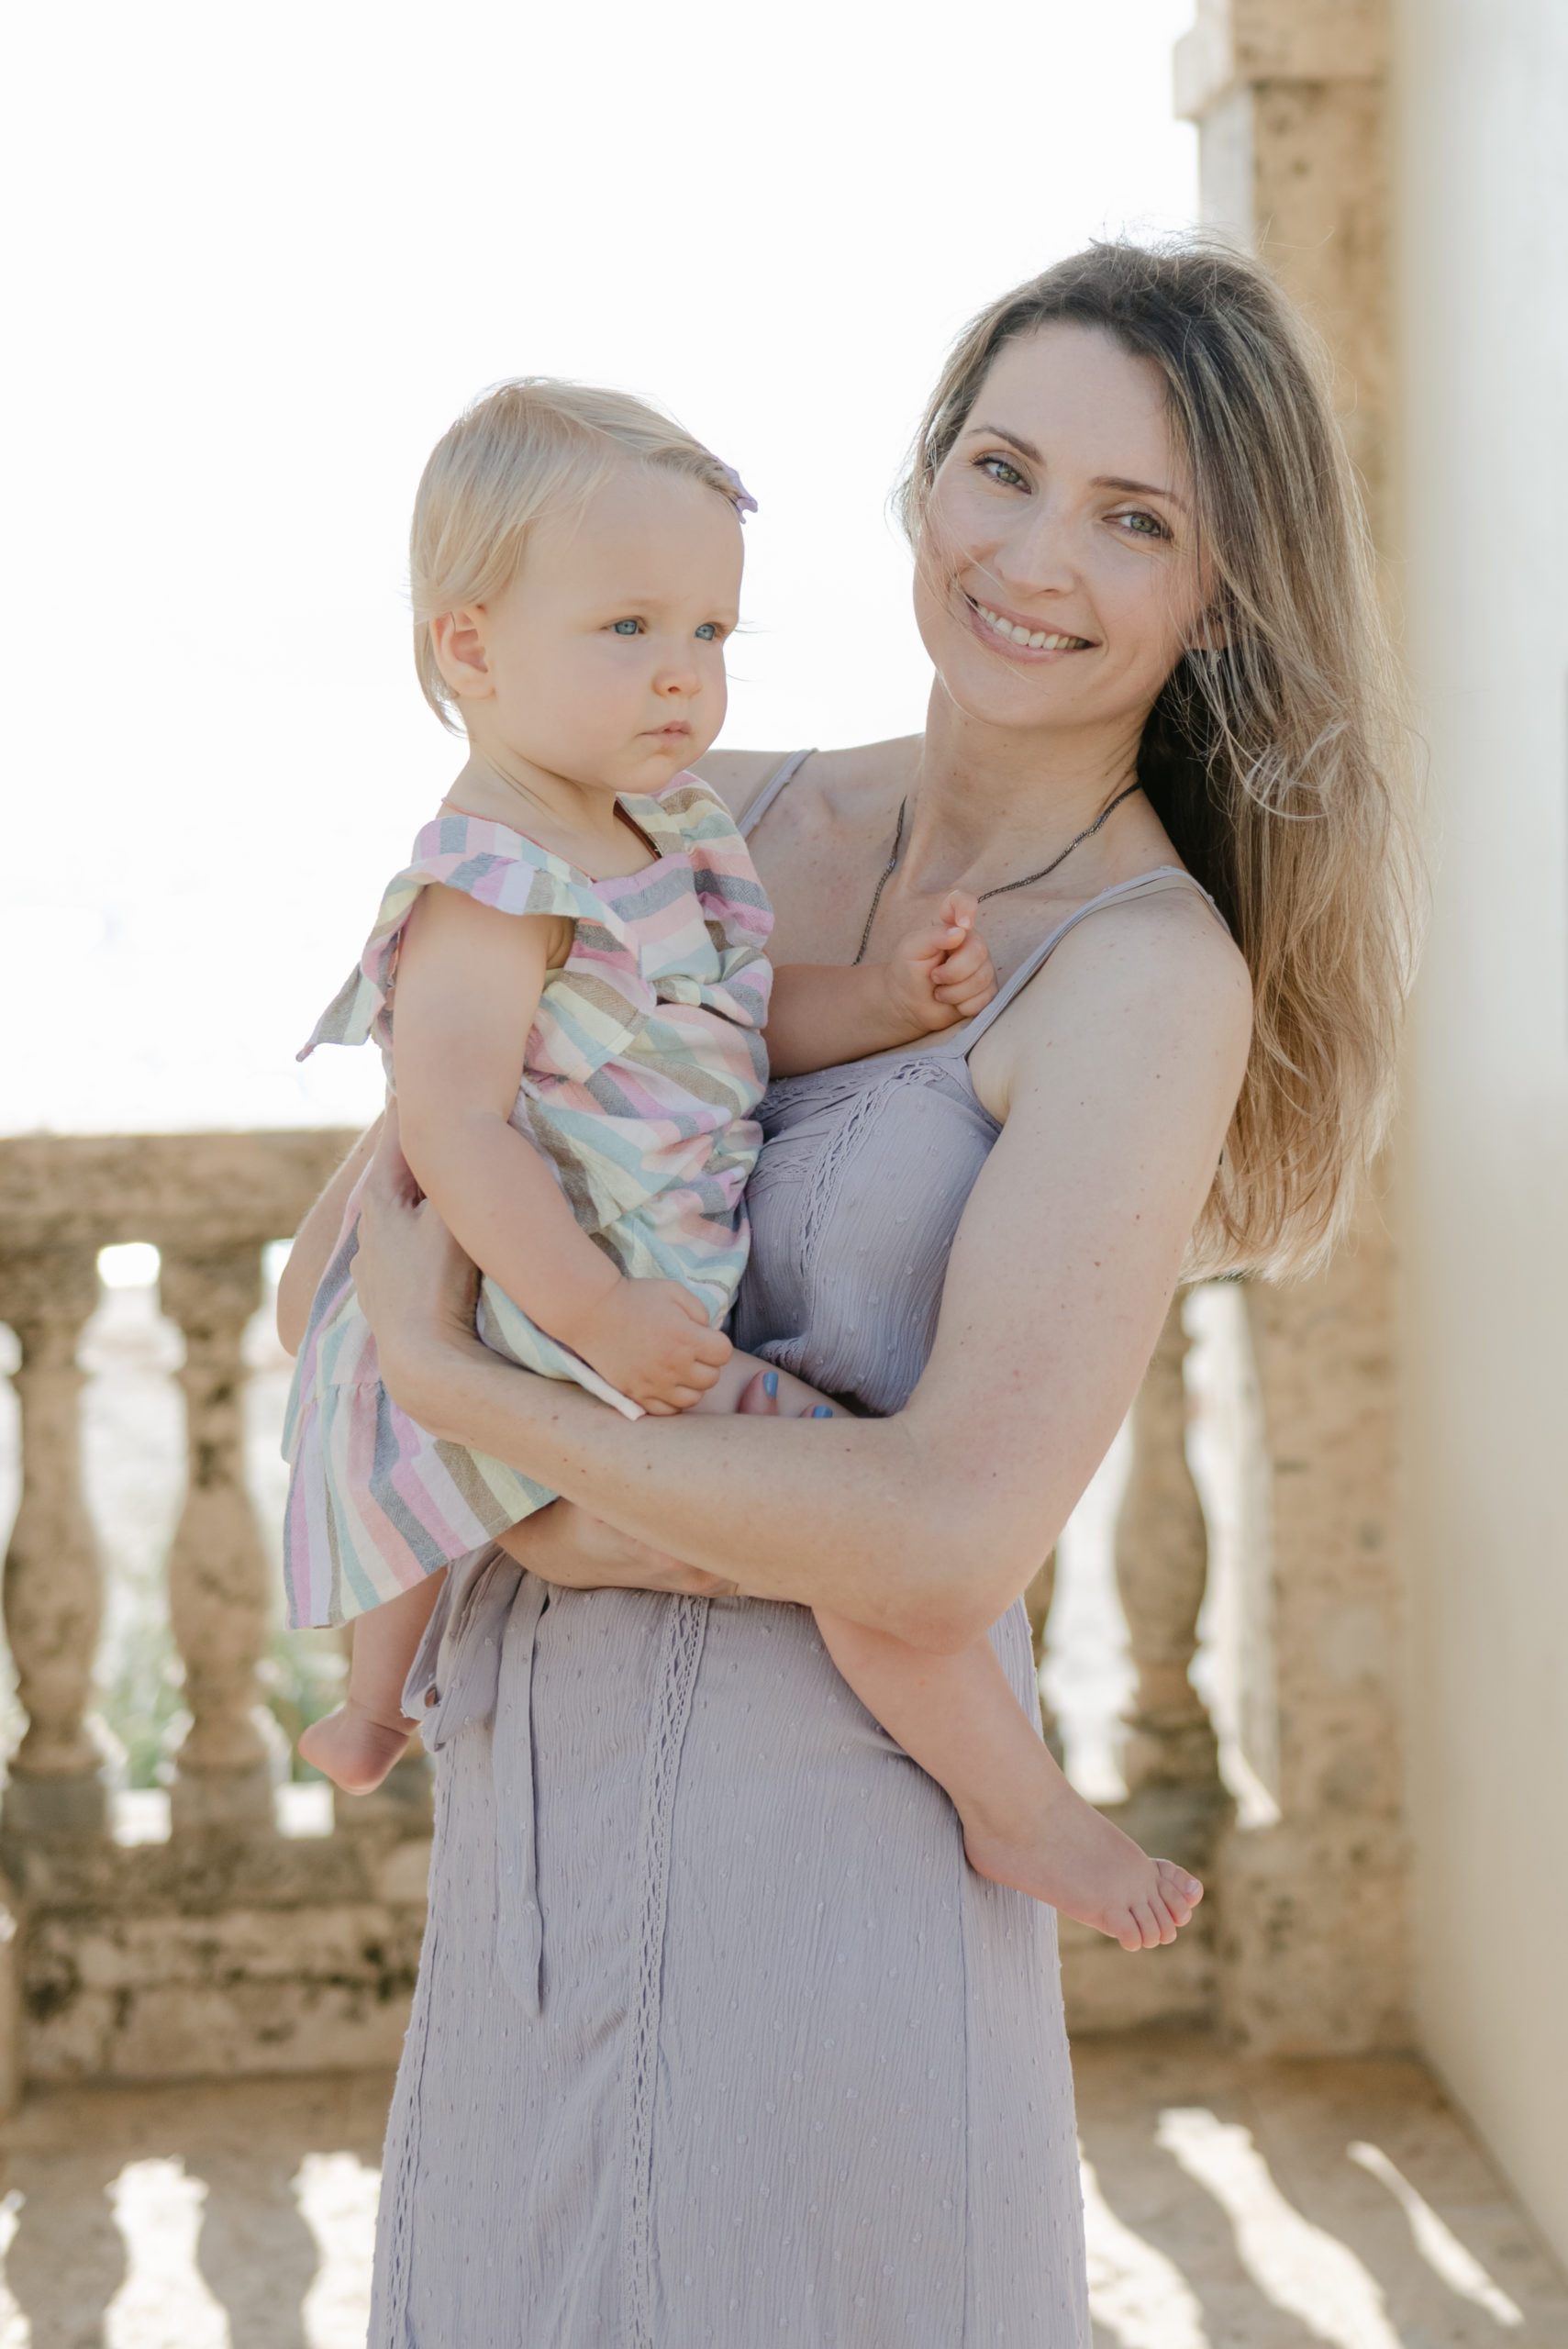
[
  {"left": 739, "top": 749, "right": 816, "bottom": 839},
  {"left": 956, "top": 866, "right": 1229, "bottom": 1057}
]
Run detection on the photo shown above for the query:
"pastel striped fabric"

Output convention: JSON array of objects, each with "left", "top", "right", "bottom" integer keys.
[{"left": 281, "top": 777, "right": 773, "bottom": 1629}]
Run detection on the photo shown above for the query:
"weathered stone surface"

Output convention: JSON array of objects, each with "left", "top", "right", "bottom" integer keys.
[
  {"left": 26, "top": 1903, "right": 427, "bottom": 2083},
  {"left": 6, "top": 1823, "right": 430, "bottom": 2085},
  {"left": 0, "top": 1247, "right": 108, "bottom": 1815},
  {"left": 1175, "top": 0, "right": 1388, "bottom": 118},
  {"left": 161, "top": 1243, "right": 276, "bottom": 1812},
  {"left": 0, "top": 1130, "right": 361, "bottom": 1252},
  {"left": 1173, "top": 0, "right": 1407, "bottom": 2062},
  {"left": 1116, "top": 1295, "right": 1228, "bottom": 1797}
]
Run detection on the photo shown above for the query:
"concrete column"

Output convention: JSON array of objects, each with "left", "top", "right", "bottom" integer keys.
[
  {"left": 1174, "top": 0, "right": 1408, "bottom": 2053},
  {"left": 161, "top": 1244, "right": 277, "bottom": 1832},
  {"left": 0, "top": 1247, "right": 108, "bottom": 1838}
]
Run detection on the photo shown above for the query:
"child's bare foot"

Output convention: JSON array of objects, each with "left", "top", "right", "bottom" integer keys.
[
  {"left": 962, "top": 1774, "right": 1204, "bottom": 1951},
  {"left": 298, "top": 1699, "right": 417, "bottom": 1796}
]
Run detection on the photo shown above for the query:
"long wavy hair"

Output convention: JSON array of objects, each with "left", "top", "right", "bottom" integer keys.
[{"left": 898, "top": 239, "right": 1421, "bottom": 1280}]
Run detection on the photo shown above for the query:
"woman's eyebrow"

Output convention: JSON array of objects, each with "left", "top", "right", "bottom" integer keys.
[
  {"left": 969, "top": 421, "right": 1041, "bottom": 461},
  {"left": 967, "top": 426, "right": 1189, "bottom": 513},
  {"left": 1095, "top": 473, "right": 1189, "bottom": 511}
]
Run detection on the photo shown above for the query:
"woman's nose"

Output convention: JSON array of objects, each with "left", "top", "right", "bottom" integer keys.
[{"left": 993, "top": 503, "right": 1079, "bottom": 596}]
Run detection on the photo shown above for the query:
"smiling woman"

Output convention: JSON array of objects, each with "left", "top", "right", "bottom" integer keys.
[
  {"left": 274, "top": 237, "right": 1420, "bottom": 2349},
  {"left": 898, "top": 241, "right": 1420, "bottom": 1276}
]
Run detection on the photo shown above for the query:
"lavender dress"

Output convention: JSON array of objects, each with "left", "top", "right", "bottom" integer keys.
[{"left": 369, "top": 751, "right": 1208, "bottom": 2346}]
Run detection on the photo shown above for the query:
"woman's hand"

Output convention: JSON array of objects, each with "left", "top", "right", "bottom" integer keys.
[
  {"left": 496, "top": 1501, "right": 740, "bottom": 1598},
  {"left": 354, "top": 1104, "right": 484, "bottom": 1415}
]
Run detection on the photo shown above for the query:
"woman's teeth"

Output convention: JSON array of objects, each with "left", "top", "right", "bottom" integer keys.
[{"left": 973, "top": 601, "right": 1086, "bottom": 652}]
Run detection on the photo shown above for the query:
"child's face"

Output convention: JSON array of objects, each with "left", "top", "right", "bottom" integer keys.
[{"left": 453, "top": 463, "right": 742, "bottom": 796}]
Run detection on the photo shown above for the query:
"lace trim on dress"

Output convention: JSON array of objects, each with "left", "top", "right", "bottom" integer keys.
[{"left": 623, "top": 1594, "right": 711, "bottom": 2348}]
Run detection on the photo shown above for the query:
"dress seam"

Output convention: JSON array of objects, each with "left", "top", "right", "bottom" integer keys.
[{"left": 622, "top": 1595, "right": 711, "bottom": 2347}]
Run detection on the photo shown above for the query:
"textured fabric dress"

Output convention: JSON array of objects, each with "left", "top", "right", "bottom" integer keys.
[
  {"left": 368, "top": 751, "right": 1215, "bottom": 2346},
  {"left": 281, "top": 778, "right": 772, "bottom": 1629}
]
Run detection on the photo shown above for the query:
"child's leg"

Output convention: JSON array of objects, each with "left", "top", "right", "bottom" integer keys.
[
  {"left": 298, "top": 1572, "right": 446, "bottom": 1797},
  {"left": 814, "top": 1609, "right": 1204, "bottom": 1952}
]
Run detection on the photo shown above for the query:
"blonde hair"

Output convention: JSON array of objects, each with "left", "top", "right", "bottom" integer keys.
[
  {"left": 411, "top": 378, "right": 751, "bottom": 729},
  {"left": 899, "top": 239, "right": 1422, "bottom": 1281}
]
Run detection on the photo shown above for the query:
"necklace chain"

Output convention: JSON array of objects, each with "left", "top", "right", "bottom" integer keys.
[{"left": 851, "top": 781, "right": 1143, "bottom": 967}]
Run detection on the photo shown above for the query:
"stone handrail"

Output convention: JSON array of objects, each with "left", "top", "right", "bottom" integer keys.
[
  {"left": 0, "top": 1127, "right": 1257, "bottom": 2083},
  {"left": 0, "top": 1130, "right": 358, "bottom": 1837}
]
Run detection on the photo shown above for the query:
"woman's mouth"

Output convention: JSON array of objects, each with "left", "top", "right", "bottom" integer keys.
[{"left": 965, "top": 595, "right": 1091, "bottom": 655}]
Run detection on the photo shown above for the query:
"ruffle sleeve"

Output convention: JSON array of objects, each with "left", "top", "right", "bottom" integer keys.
[
  {"left": 299, "top": 814, "right": 629, "bottom": 1061},
  {"left": 630, "top": 777, "right": 774, "bottom": 1033}
]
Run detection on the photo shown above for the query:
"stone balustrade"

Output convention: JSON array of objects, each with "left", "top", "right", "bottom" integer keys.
[{"left": 0, "top": 1127, "right": 1405, "bottom": 2100}]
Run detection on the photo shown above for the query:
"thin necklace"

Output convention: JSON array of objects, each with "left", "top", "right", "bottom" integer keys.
[{"left": 852, "top": 780, "right": 1144, "bottom": 965}]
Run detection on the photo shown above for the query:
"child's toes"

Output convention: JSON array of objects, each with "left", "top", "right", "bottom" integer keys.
[{"left": 1155, "top": 1860, "right": 1203, "bottom": 1922}]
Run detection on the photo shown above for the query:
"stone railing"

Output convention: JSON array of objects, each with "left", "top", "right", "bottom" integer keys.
[
  {"left": 0, "top": 1129, "right": 1407, "bottom": 2102},
  {"left": 0, "top": 1131, "right": 432, "bottom": 2108}
]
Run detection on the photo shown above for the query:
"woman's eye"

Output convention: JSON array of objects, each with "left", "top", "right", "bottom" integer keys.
[
  {"left": 695, "top": 622, "right": 718, "bottom": 641},
  {"left": 612, "top": 618, "right": 642, "bottom": 636},
  {"left": 1114, "top": 510, "right": 1167, "bottom": 540},
  {"left": 978, "top": 454, "right": 1027, "bottom": 490}
]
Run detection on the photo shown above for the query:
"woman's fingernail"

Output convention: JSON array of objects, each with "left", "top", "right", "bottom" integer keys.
[
  {"left": 762, "top": 1371, "right": 778, "bottom": 1397},
  {"left": 812, "top": 1404, "right": 833, "bottom": 1418}
]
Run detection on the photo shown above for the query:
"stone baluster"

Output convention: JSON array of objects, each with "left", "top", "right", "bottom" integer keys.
[
  {"left": 160, "top": 1244, "right": 276, "bottom": 1831},
  {"left": 0, "top": 1247, "right": 108, "bottom": 1836},
  {"left": 1112, "top": 1292, "right": 1221, "bottom": 1798}
]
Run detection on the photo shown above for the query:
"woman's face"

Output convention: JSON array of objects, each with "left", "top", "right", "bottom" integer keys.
[{"left": 914, "top": 322, "right": 1207, "bottom": 740}]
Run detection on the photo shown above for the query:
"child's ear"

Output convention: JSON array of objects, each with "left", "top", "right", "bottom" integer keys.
[{"left": 430, "top": 607, "right": 493, "bottom": 701}]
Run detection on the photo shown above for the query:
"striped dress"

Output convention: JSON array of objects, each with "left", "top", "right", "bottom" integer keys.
[{"left": 281, "top": 777, "right": 773, "bottom": 1630}]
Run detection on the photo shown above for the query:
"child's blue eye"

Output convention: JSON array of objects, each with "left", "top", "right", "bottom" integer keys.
[
  {"left": 695, "top": 623, "right": 717, "bottom": 640},
  {"left": 613, "top": 618, "right": 641, "bottom": 636}
]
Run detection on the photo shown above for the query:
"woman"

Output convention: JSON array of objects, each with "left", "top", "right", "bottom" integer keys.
[{"left": 282, "top": 240, "right": 1414, "bottom": 2346}]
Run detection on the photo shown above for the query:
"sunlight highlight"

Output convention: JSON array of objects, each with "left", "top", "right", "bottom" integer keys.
[
  {"left": 1348, "top": 2141, "right": 1523, "bottom": 2326},
  {"left": 0, "top": 2192, "right": 29, "bottom": 2349},
  {"left": 1080, "top": 2150, "right": 1209, "bottom": 2348},
  {"left": 104, "top": 2160, "right": 230, "bottom": 2349},
  {"left": 295, "top": 2152, "right": 381, "bottom": 2349},
  {"left": 1157, "top": 2108, "right": 1401, "bottom": 2349}
]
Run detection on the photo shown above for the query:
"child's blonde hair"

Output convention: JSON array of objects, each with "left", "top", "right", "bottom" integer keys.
[{"left": 411, "top": 378, "right": 752, "bottom": 730}]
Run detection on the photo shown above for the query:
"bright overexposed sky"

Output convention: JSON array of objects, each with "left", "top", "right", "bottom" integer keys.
[{"left": 1, "top": 0, "right": 1196, "bottom": 1133}]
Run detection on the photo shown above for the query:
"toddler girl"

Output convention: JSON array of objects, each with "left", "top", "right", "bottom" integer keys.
[{"left": 283, "top": 379, "right": 1201, "bottom": 1954}]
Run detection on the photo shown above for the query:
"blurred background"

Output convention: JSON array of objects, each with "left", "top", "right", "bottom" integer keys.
[{"left": 1, "top": 0, "right": 1195, "bottom": 1136}]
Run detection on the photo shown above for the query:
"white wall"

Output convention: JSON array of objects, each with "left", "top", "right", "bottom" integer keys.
[{"left": 1395, "top": 0, "right": 1568, "bottom": 2263}]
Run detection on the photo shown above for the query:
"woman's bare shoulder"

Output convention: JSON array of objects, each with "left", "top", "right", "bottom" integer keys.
[
  {"left": 694, "top": 737, "right": 922, "bottom": 825},
  {"left": 692, "top": 750, "right": 791, "bottom": 821},
  {"left": 975, "top": 881, "right": 1252, "bottom": 1122}
]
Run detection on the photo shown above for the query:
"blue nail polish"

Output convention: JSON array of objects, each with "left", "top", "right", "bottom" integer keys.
[
  {"left": 812, "top": 1404, "right": 833, "bottom": 1418},
  {"left": 762, "top": 1371, "right": 778, "bottom": 1397}
]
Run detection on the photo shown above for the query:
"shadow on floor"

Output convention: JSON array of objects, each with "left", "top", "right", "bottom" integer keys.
[
  {"left": 0, "top": 2071, "right": 391, "bottom": 2349},
  {"left": 1, "top": 2039, "right": 1564, "bottom": 2347}
]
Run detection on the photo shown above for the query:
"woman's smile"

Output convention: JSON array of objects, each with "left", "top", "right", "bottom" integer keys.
[{"left": 962, "top": 589, "right": 1094, "bottom": 657}]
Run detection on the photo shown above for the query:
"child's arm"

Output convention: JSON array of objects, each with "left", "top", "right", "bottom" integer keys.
[
  {"left": 766, "top": 890, "right": 998, "bottom": 1078},
  {"left": 392, "top": 885, "right": 730, "bottom": 1415}
]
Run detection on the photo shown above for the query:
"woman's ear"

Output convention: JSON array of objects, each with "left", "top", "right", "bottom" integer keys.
[{"left": 430, "top": 607, "right": 493, "bottom": 703}]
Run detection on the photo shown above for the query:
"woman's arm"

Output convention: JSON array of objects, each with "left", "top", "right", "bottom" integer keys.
[
  {"left": 360, "top": 899, "right": 1251, "bottom": 1650},
  {"left": 276, "top": 1118, "right": 383, "bottom": 1354}
]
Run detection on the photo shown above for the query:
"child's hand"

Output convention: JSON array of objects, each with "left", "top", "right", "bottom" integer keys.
[
  {"left": 566, "top": 1277, "right": 732, "bottom": 1415},
  {"left": 883, "top": 890, "right": 998, "bottom": 1036}
]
